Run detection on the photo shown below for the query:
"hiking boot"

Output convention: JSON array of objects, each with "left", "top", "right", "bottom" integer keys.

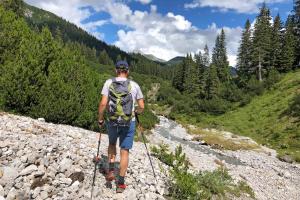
[
  {"left": 93, "top": 156, "right": 100, "bottom": 163},
  {"left": 116, "top": 183, "right": 126, "bottom": 193},
  {"left": 105, "top": 170, "right": 115, "bottom": 181}
]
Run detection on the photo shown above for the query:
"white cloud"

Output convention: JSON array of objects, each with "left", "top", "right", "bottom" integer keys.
[
  {"left": 184, "top": 0, "right": 288, "bottom": 14},
  {"left": 25, "top": 0, "right": 242, "bottom": 66},
  {"left": 135, "top": 0, "right": 152, "bottom": 4}
]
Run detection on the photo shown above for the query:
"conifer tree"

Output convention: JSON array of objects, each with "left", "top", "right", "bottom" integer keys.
[
  {"left": 270, "top": 14, "right": 283, "bottom": 70},
  {"left": 205, "top": 64, "right": 220, "bottom": 99},
  {"left": 1, "top": 0, "right": 24, "bottom": 17},
  {"left": 183, "top": 54, "right": 198, "bottom": 95},
  {"left": 99, "top": 50, "right": 113, "bottom": 65},
  {"left": 278, "top": 16, "right": 296, "bottom": 72},
  {"left": 203, "top": 44, "right": 210, "bottom": 67},
  {"left": 237, "top": 19, "right": 252, "bottom": 78},
  {"left": 252, "top": 3, "right": 272, "bottom": 81},
  {"left": 172, "top": 61, "right": 186, "bottom": 92},
  {"left": 293, "top": 0, "right": 300, "bottom": 66},
  {"left": 212, "top": 29, "right": 230, "bottom": 81}
]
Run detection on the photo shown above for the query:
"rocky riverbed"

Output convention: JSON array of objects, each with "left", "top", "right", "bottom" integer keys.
[
  {"left": 1, "top": 113, "right": 300, "bottom": 200},
  {"left": 149, "top": 116, "right": 300, "bottom": 200},
  {"left": 0, "top": 113, "right": 167, "bottom": 200}
]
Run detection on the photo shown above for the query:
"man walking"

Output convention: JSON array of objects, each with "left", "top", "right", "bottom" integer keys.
[{"left": 98, "top": 60, "right": 144, "bottom": 193}]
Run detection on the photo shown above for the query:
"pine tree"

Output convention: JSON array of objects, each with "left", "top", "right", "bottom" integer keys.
[
  {"left": 212, "top": 29, "right": 230, "bottom": 81},
  {"left": 237, "top": 19, "right": 252, "bottom": 78},
  {"left": 252, "top": 3, "right": 272, "bottom": 81},
  {"left": 205, "top": 64, "right": 220, "bottom": 99},
  {"left": 99, "top": 50, "right": 113, "bottom": 65},
  {"left": 183, "top": 54, "right": 198, "bottom": 95},
  {"left": 293, "top": 0, "right": 300, "bottom": 66},
  {"left": 1, "top": 0, "right": 24, "bottom": 17},
  {"left": 203, "top": 44, "right": 210, "bottom": 67},
  {"left": 270, "top": 14, "right": 283, "bottom": 70},
  {"left": 278, "top": 16, "right": 296, "bottom": 72},
  {"left": 172, "top": 61, "right": 186, "bottom": 92}
]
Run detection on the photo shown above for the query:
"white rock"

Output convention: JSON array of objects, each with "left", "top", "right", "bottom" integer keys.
[
  {"left": 0, "top": 185, "right": 4, "bottom": 196},
  {"left": 59, "top": 158, "right": 73, "bottom": 172},
  {"left": 0, "top": 196, "right": 5, "bottom": 200},
  {"left": 37, "top": 118, "right": 45, "bottom": 122},
  {"left": 0, "top": 167, "right": 18, "bottom": 186},
  {"left": 145, "top": 192, "right": 157, "bottom": 200},
  {"left": 19, "top": 164, "right": 38, "bottom": 176},
  {"left": 6, "top": 187, "right": 17, "bottom": 200},
  {"left": 32, "top": 187, "right": 41, "bottom": 199}
]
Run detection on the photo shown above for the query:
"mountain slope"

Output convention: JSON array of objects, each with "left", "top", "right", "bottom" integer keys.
[
  {"left": 24, "top": 3, "right": 129, "bottom": 62},
  {"left": 202, "top": 70, "right": 300, "bottom": 161},
  {"left": 143, "top": 54, "right": 166, "bottom": 63},
  {"left": 166, "top": 56, "right": 185, "bottom": 65}
]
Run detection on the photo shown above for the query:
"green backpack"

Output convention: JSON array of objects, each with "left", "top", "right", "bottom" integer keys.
[{"left": 108, "top": 78, "right": 133, "bottom": 126}]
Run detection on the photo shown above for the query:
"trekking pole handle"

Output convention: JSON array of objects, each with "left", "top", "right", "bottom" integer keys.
[{"left": 135, "top": 111, "right": 140, "bottom": 125}]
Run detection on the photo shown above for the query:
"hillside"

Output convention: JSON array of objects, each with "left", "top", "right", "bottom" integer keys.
[
  {"left": 178, "top": 70, "right": 300, "bottom": 162},
  {"left": 23, "top": 4, "right": 130, "bottom": 62},
  {"left": 165, "top": 56, "right": 185, "bottom": 65}
]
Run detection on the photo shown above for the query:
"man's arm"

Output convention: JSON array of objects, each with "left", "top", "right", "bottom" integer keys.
[
  {"left": 135, "top": 98, "right": 144, "bottom": 114},
  {"left": 98, "top": 95, "right": 108, "bottom": 123}
]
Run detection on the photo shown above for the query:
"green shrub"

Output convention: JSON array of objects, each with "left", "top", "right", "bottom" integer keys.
[
  {"left": 289, "top": 94, "right": 300, "bottom": 118},
  {"left": 197, "top": 98, "right": 232, "bottom": 115},
  {"left": 151, "top": 144, "right": 255, "bottom": 199}
]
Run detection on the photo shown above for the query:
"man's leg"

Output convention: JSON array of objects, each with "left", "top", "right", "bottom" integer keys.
[
  {"left": 106, "top": 123, "right": 118, "bottom": 181},
  {"left": 116, "top": 121, "right": 135, "bottom": 192},
  {"left": 108, "top": 144, "right": 116, "bottom": 166},
  {"left": 119, "top": 148, "right": 129, "bottom": 177}
]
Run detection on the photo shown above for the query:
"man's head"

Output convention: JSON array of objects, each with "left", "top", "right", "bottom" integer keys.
[{"left": 115, "top": 60, "right": 129, "bottom": 77}]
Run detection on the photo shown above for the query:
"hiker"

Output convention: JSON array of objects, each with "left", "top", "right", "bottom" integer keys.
[{"left": 97, "top": 60, "right": 144, "bottom": 193}]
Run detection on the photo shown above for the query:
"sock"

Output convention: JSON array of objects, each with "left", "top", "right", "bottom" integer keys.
[
  {"left": 118, "top": 176, "right": 125, "bottom": 185},
  {"left": 109, "top": 163, "right": 114, "bottom": 171}
]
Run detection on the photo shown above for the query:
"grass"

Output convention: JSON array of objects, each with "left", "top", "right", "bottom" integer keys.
[
  {"left": 151, "top": 144, "right": 255, "bottom": 199},
  {"left": 188, "top": 127, "right": 260, "bottom": 151},
  {"left": 173, "top": 70, "right": 300, "bottom": 162}
]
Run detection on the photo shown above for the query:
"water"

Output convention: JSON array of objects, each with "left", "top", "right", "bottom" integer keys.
[{"left": 154, "top": 117, "right": 245, "bottom": 166}]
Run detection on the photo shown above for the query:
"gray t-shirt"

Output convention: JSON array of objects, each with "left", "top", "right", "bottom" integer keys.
[{"left": 101, "top": 77, "right": 144, "bottom": 120}]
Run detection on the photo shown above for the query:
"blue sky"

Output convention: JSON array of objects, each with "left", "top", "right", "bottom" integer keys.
[{"left": 25, "top": 0, "right": 294, "bottom": 65}]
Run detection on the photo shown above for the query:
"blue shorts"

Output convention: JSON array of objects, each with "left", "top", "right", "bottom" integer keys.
[{"left": 106, "top": 121, "right": 136, "bottom": 150}]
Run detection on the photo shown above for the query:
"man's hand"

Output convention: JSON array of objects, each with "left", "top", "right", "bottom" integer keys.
[{"left": 98, "top": 119, "right": 105, "bottom": 128}]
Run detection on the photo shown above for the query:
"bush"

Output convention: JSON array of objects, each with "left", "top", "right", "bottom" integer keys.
[
  {"left": 197, "top": 98, "right": 232, "bottom": 115},
  {"left": 264, "top": 69, "right": 281, "bottom": 89},
  {"left": 151, "top": 144, "right": 255, "bottom": 199},
  {"left": 289, "top": 94, "right": 300, "bottom": 118},
  {"left": 247, "top": 76, "right": 265, "bottom": 96}
]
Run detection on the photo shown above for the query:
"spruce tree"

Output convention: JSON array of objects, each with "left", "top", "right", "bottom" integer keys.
[
  {"left": 203, "top": 44, "right": 210, "bottom": 67},
  {"left": 172, "top": 61, "right": 186, "bottom": 92},
  {"left": 270, "top": 14, "right": 283, "bottom": 70},
  {"left": 1, "top": 0, "right": 24, "bottom": 17},
  {"left": 278, "top": 16, "right": 296, "bottom": 72},
  {"left": 237, "top": 19, "right": 252, "bottom": 78},
  {"left": 293, "top": 0, "right": 300, "bottom": 66},
  {"left": 205, "top": 64, "right": 220, "bottom": 99},
  {"left": 183, "top": 54, "right": 198, "bottom": 94},
  {"left": 99, "top": 50, "right": 113, "bottom": 65},
  {"left": 212, "top": 29, "right": 230, "bottom": 81},
  {"left": 252, "top": 3, "right": 272, "bottom": 81}
]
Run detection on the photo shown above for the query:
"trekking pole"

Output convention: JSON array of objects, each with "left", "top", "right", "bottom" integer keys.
[
  {"left": 135, "top": 112, "right": 157, "bottom": 180},
  {"left": 91, "top": 131, "right": 102, "bottom": 200}
]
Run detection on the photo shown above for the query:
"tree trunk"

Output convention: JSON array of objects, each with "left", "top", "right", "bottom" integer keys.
[{"left": 258, "top": 54, "right": 263, "bottom": 82}]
